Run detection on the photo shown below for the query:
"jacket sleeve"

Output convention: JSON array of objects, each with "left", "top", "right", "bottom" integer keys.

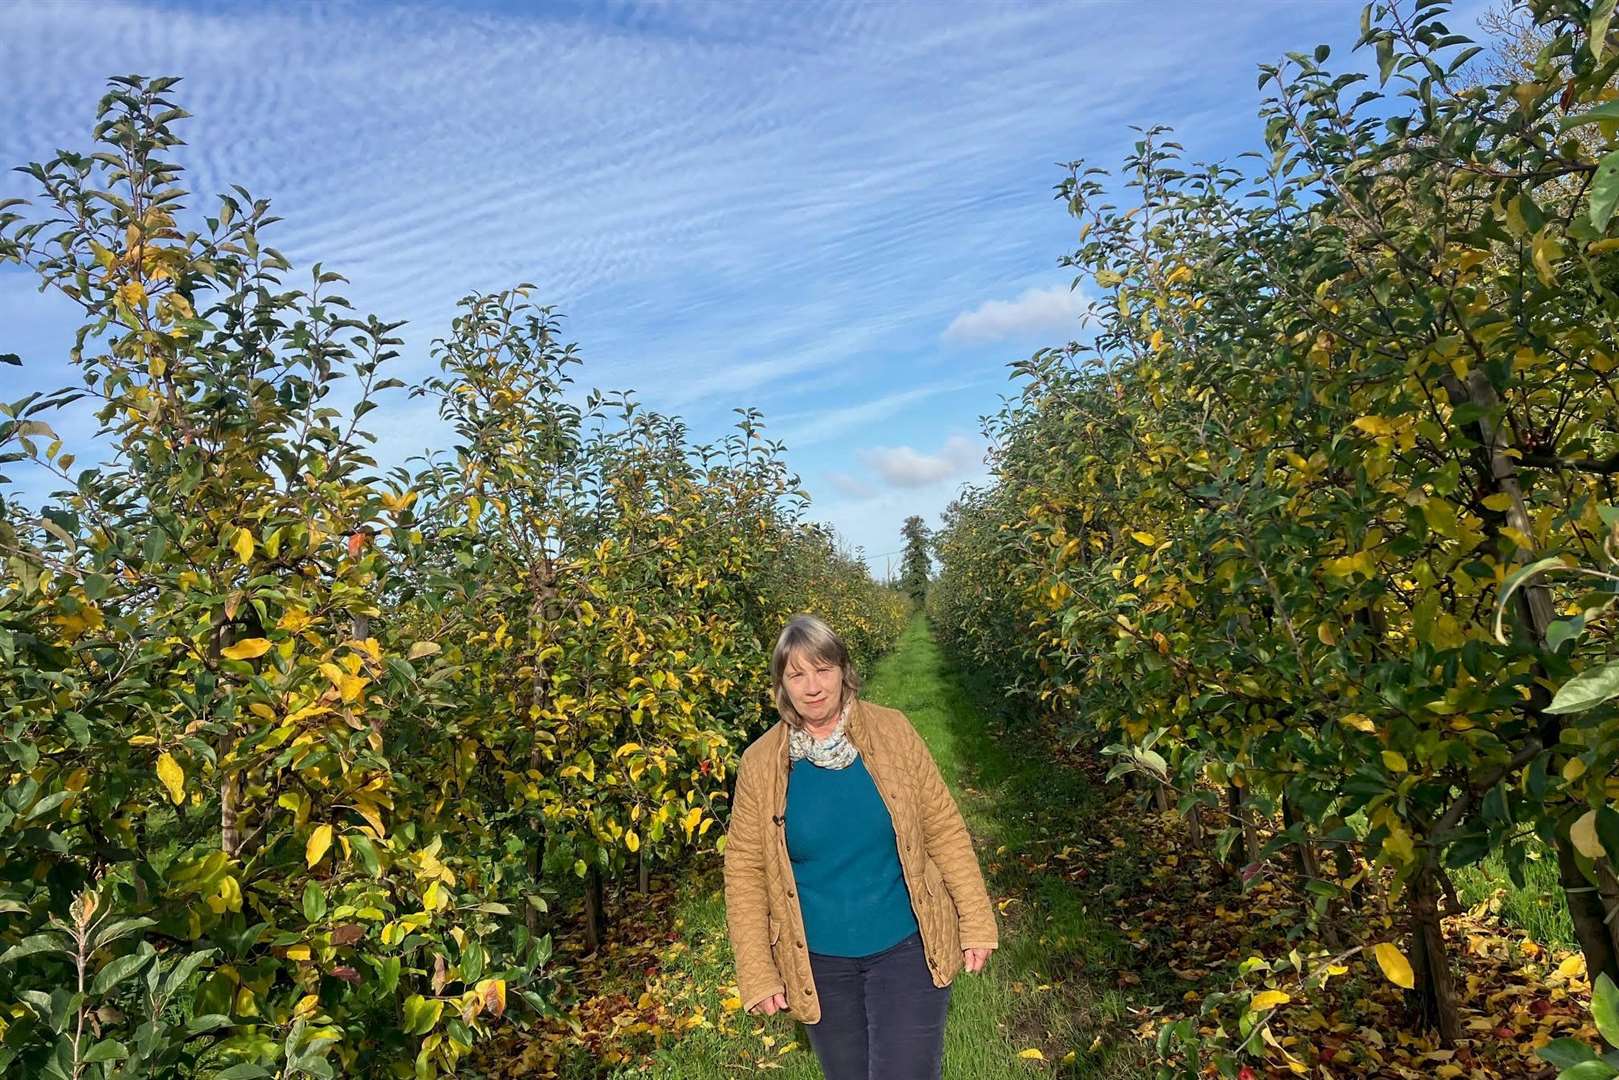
[
  {"left": 722, "top": 754, "right": 786, "bottom": 1012},
  {"left": 911, "top": 720, "right": 999, "bottom": 950}
]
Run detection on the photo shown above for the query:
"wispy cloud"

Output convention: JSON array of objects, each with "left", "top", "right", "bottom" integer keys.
[
  {"left": 943, "top": 283, "right": 1087, "bottom": 344},
  {"left": 0, "top": 0, "right": 1391, "bottom": 570},
  {"left": 770, "top": 375, "right": 997, "bottom": 452}
]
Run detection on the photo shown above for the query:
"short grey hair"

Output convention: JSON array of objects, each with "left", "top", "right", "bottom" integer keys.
[{"left": 770, "top": 613, "right": 862, "bottom": 730}]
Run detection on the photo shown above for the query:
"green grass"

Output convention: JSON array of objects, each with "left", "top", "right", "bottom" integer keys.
[
  {"left": 1451, "top": 841, "right": 1576, "bottom": 949},
  {"left": 619, "top": 613, "right": 1152, "bottom": 1079}
]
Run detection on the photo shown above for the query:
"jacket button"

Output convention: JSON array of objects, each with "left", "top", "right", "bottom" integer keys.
[
  {"left": 786, "top": 889, "right": 794, "bottom": 898},
  {"left": 796, "top": 940, "right": 804, "bottom": 948}
]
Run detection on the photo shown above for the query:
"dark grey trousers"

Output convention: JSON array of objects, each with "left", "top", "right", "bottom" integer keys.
[{"left": 801, "top": 931, "right": 952, "bottom": 1080}]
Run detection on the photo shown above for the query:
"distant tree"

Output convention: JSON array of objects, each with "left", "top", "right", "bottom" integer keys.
[{"left": 899, "top": 515, "right": 932, "bottom": 604}]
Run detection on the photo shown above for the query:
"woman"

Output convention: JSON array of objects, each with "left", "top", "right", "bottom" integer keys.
[{"left": 722, "top": 613, "right": 998, "bottom": 1080}]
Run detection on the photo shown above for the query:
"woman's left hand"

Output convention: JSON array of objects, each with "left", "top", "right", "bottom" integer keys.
[{"left": 963, "top": 947, "right": 994, "bottom": 974}]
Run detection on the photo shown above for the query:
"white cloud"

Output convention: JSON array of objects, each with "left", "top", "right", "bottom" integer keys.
[
  {"left": 857, "top": 433, "right": 984, "bottom": 490},
  {"left": 943, "top": 283, "right": 1088, "bottom": 345}
]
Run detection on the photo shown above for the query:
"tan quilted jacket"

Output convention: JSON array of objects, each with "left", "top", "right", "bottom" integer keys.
[{"left": 721, "top": 697, "right": 998, "bottom": 1023}]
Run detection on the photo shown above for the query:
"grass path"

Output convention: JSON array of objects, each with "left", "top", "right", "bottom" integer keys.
[{"left": 621, "top": 613, "right": 1153, "bottom": 1078}]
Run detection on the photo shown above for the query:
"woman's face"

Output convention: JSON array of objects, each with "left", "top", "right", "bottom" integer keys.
[{"left": 783, "top": 650, "right": 843, "bottom": 728}]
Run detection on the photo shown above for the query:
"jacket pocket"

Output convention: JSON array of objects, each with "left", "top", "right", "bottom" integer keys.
[
  {"left": 923, "top": 856, "right": 945, "bottom": 899},
  {"left": 767, "top": 912, "right": 782, "bottom": 946}
]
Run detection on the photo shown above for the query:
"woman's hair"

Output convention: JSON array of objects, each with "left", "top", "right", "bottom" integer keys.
[{"left": 770, "top": 613, "right": 862, "bottom": 730}]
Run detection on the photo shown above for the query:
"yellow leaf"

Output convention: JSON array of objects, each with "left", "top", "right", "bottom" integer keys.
[
  {"left": 1556, "top": 954, "right": 1587, "bottom": 980},
  {"left": 306, "top": 824, "right": 334, "bottom": 868},
  {"left": 408, "top": 641, "right": 441, "bottom": 660},
  {"left": 1532, "top": 227, "right": 1563, "bottom": 286},
  {"left": 116, "top": 280, "right": 147, "bottom": 309},
  {"left": 1131, "top": 531, "right": 1157, "bottom": 547},
  {"left": 1383, "top": 819, "right": 1415, "bottom": 864},
  {"left": 1017, "top": 1048, "right": 1046, "bottom": 1061},
  {"left": 1572, "top": 809, "right": 1606, "bottom": 859},
  {"left": 721, "top": 995, "right": 741, "bottom": 1012},
  {"left": 1373, "top": 942, "right": 1415, "bottom": 989},
  {"left": 1317, "top": 621, "right": 1338, "bottom": 645},
  {"left": 1353, "top": 416, "right": 1396, "bottom": 437},
  {"left": 285, "top": 945, "right": 311, "bottom": 962},
  {"left": 156, "top": 752, "right": 185, "bottom": 805},
  {"left": 1382, "top": 750, "right": 1409, "bottom": 773},
  {"left": 1481, "top": 492, "right": 1515, "bottom": 512},
  {"left": 625, "top": 830, "right": 640, "bottom": 853},
  {"left": 221, "top": 638, "right": 271, "bottom": 661},
  {"left": 1343, "top": 713, "right": 1376, "bottom": 733},
  {"left": 1565, "top": 758, "right": 1588, "bottom": 782},
  {"left": 233, "top": 527, "right": 255, "bottom": 564},
  {"left": 1250, "top": 990, "right": 1291, "bottom": 1011}
]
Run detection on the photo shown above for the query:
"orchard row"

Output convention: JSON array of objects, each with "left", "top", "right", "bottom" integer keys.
[
  {"left": 931, "top": 1, "right": 1619, "bottom": 1072},
  {"left": 0, "top": 78, "right": 908, "bottom": 1079}
]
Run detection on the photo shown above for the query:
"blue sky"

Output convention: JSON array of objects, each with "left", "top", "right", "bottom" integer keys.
[{"left": 0, "top": 0, "right": 1492, "bottom": 576}]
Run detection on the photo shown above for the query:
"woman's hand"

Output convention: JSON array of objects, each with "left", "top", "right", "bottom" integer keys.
[
  {"left": 748, "top": 992, "right": 789, "bottom": 1015},
  {"left": 963, "top": 947, "right": 994, "bottom": 974}
]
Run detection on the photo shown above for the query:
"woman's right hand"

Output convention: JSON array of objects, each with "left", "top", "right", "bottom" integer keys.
[{"left": 748, "top": 992, "right": 789, "bottom": 1015}]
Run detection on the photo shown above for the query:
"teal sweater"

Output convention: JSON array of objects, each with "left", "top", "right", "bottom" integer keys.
[{"left": 784, "top": 753, "right": 919, "bottom": 957}]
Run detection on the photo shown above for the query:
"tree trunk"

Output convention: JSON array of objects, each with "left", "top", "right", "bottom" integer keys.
[
  {"left": 1558, "top": 831, "right": 1619, "bottom": 1000},
  {"left": 1226, "top": 785, "right": 1248, "bottom": 869},
  {"left": 638, "top": 846, "right": 650, "bottom": 895},
  {"left": 209, "top": 608, "right": 241, "bottom": 859},
  {"left": 1282, "top": 794, "right": 1321, "bottom": 881},
  {"left": 525, "top": 586, "right": 556, "bottom": 935},
  {"left": 583, "top": 864, "right": 605, "bottom": 953},
  {"left": 1407, "top": 860, "right": 1461, "bottom": 1044},
  {"left": 1231, "top": 784, "right": 1262, "bottom": 872},
  {"left": 1334, "top": 842, "right": 1364, "bottom": 910},
  {"left": 220, "top": 774, "right": 241, "bottom": 859},
  {"left": 1153, "top": 782, "right": 1171, "bottom": 814}
]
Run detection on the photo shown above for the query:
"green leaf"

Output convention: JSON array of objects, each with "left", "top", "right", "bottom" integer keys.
[
  {"left": 401, "top": 994, "right": 443, "bottom": 1036},
  {"left": 1595, "top": 0, "right": 1618, "bottom": 59},
  {"left": 1547, "top": 660, "right": 1619, "bottom": 714},
  {"left": 347, "top": 833, "right": 381, "bottom": 878},
  {"left": 81, "top": 1039, "right": 127, "bottom": 1063},
  {"left": 92, "top": 917, "right": 155, "bottom": 951},
  {"left": 1558, "top": 1059, "right": 1619, "bottom": 1080},
  {"left": 0, "top": 932, "right": 69, "bottom": 964},
  {"left": 1595, "top": 973, "right": 1619, "bottom": 1051},
  {"left": 91, "top": 951, "right": 152, "bottom": 996},
  {"left": 377, "top": 955, "right": 400, "bottom": 996},
  {"left": 159, "top": 948, "right": 218, "bottom": 1000},
  {"left": 302, "top": 881, "right": 327, "bottom": 924},
  {"left": 187, "top": 1013, "right": 231, "bottom": 1034},
  {"left": 1539, "top": 1036, "right": 1597, "bottom": 1069},
  {"left": 1495, "top": 556, "right": 1567, "bottom": 642},
  {"left": 1592, "top": 150, "right": 1619, "bottom": 233},
  {"left": 1561, "top": 100, "right": 1619, "bottom": 130}
]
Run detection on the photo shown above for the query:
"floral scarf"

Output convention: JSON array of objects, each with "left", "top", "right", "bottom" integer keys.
[{"left": 787, "top": 697, "right": 859, "bottom": 770}]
